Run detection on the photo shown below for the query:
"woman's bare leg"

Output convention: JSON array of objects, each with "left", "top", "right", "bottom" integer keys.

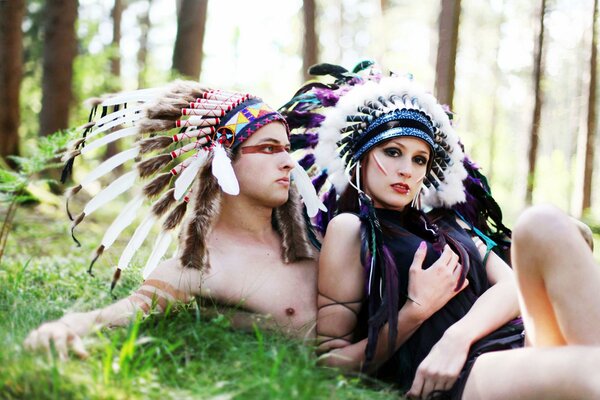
[
  {"left": 463, "top": 205, "right": 600, "bottom": 399},
  {"left": 511, "top": 204, "right": 600, "bottom": 346},
  {"left": 463, "top": 346, "right": 600, "bottom": 400}
]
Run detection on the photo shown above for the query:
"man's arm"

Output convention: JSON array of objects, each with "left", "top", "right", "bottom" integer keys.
[{"left": 24, "top": 258, "right": 200, "bottom": 359}]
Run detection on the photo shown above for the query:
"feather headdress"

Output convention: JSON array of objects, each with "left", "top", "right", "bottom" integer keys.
[{"left": 63, "top": 81, "right": 320, "bottom": 289}]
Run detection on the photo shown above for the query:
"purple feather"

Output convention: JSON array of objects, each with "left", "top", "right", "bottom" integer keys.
[
  {"left": 311, "top": 171, "right": 328, "bottom": 193},
  {"left": 298, "top": 153, "right": 315, "bottom": 169},
  {"left": 314, "top": 88, "right": 340, "bottom": 107}
]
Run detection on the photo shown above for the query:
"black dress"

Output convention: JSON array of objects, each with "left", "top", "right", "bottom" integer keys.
[{"left": 357, "top": 208, "right": 524, "bottom": 399}]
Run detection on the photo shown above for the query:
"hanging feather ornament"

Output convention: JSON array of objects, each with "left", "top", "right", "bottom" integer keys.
[
  {"left": 290, "top": 160, "right": 326, "bottom": 218},
  {"left": 211, "top": 142, "right": 239, "bottom": 195}
]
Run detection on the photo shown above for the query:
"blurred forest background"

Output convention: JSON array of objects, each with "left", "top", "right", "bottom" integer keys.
[
  {"left": 1, "top": 0, "right": 599, "bottom": 225},
  {"left": 1, "top": 1, "right": 600, "bottom": 398}
]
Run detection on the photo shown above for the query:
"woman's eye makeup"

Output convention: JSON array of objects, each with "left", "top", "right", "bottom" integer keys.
[
  {"left": 383, "top": 147, "right": 401, "bottom": 157},
  {"left": 240, "top": 144, "right": 290, "bottom": 154},
  {"left": 414, "top": 156, "right": 428, "bottom": 165}
]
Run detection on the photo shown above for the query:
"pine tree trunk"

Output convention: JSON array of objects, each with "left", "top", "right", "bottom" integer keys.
[
  {"left": 172, "top": 0, "right": 208, "bottom": 79},
  {"left": 137, "top": 0, "right": 153, "bottom": 88},
  {"left": 581, "top": 0, "right": 598, "bottom": 213},
  {"left": 435, "top": 0, "right": 461, "bottom": 108},
  {"left": 39, "top": 0, "right": 78, "bottom": 137},
  {"left": 106, "top": 0, "right": 123, "bottom": 161},
  {"left": 525, "top": 0, "right": 547, "bottom": 205},
  {"left": 302, "top": 0, "right": 318, "bottom": 81},
  {"left": 0, "top": 0, "right": 25, "bottom": 169}
]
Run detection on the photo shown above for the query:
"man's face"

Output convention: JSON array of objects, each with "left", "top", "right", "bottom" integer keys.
[{"left": 232, "top": 122, "right": 293, "bottom": 208}]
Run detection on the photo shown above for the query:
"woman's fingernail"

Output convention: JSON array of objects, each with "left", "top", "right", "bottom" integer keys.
[{"left": 419, "top": 241, "right": 426, "bottom": 250}]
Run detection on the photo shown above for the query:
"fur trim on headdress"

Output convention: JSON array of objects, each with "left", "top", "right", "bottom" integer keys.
[
  {"left": 179, "top": 159, "right": 221, "bottom": 270},
  {"left": 273, "top": 185, "right": 317, "bottom": 262}
]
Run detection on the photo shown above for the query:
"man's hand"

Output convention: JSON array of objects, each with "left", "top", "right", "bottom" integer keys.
[
  {"left": 24, "top": 319, "right": 90, "bottom": 360},
  {"left": 406, "top": 328, "right": 471, "bottom": 399},
  {"left": 406, "top": 242, "right": 468, "bottom": 322}
]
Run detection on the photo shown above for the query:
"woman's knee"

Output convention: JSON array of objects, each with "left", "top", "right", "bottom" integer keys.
[{"left": 513, "top": 205, "right": 572, "bottom": 248}]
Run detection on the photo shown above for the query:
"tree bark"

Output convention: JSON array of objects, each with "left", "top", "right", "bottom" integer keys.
[
  {"left": 40, "top": 0, "right": 78, "bottom": 137},
  {"left": 172, "top": 0, "right": 208, "bottom": 79},
  {"left": 106, "top": 0, "right": 124, "bottom": 160},
  {"left": 110, "top": 0, "right": 122, "bottom": 82},
  {"left": 525, "top": 0, "right": 547, "bottom": 205},
  {"left": 137, "top": 0, "right": 153, "bottom": 88},
  {"left": 581, "top": 0, "right": 598, "bottom": 213},
  {"left": 434, "top": 0, "right": 461, "bottom": 108},
  {"left": 0, "top": 0, "right": 25, "bottom": 169},
  {"left": 302, "top": 0, "right": 318, "bottom": 81}
]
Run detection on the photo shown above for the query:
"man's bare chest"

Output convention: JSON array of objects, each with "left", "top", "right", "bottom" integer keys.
[{"left": 200, "top": 250, "right": 317, "bottom": 334}]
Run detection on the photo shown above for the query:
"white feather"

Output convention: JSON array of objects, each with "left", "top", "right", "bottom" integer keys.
[
  {"left": 211, "top": 143, "right": 239, "bottom": 195},
  {"left": 81, "top": 148, "right": 139, "bottom": 186},
  {"left": 291, "top": 160, "right": 327, "bottom": 217},
  {"left": 117, "top": 215, "right": 156, "bottom": 270},
  {"left": 88, "top": 110, "right": 143, "bottom": 138},
  {"left": 81, "top": 126, "right": 138, "bottom": 155},
  {"left": 83, "top": 171, "right": 137, "bottom": 216},
  {"left": 95, "top": 106, "right": 143, "bottom": 127},
  {"left": 174, "top": 151, "right": 208, "bottom": 200},
  {"left": 142, "top": 231, "right": 172, "bottom": 279},
  {"left": 101, "top": 195, "right": 144, "bottom": 249},
  {"left": 101, "top": 88, "right": 160, "bottom": 106}
]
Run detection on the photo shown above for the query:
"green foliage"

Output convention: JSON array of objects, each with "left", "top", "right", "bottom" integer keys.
[{"left": 0, "top": 128, "right": 78, "bottom": 265}]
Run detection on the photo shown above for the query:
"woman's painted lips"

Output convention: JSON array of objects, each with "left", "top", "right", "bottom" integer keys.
[{"left": 391, "top": 182, "right": 410, "bottom": 195}]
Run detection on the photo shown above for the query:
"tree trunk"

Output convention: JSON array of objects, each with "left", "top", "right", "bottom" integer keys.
[
  {"left": 435, "top": 0, "right": 461, "bottom": 108},
  {"left": 487, "top": 1, "right": 506, "bottom": 183},
  {"left": 525, "top": 0, "right": 547, "bottom": 205},
  {"left": 581, "top": 0, "right": 599, "bottom": 214},
  {"left": 0, "top": 0, "right": 25, "bottom": 169},
  {"left": 40, "top": 0, "right": 78, "bottom": 137},
  {"left": 137, "top": 0, "right": 153, "bottom": 88},
  {"left": 106, "top": 0, "right": 123, "bottom": 161},
  {"left": 302, "top": 0, "right": 318, "bottom": 82},
  {"left": 110, "top": 0, "right": 122, "bottom": 83},
  {"left": 172, "top": 0, "right": 208, "bottom": 79}
]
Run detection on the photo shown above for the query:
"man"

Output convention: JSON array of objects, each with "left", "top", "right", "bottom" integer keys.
[{"left": 24, "top": 84, "right": 320, "bottom": 359}]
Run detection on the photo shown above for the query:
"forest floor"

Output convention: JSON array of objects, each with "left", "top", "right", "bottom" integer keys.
[{"left": 0, "top": 205, "right": 400, "bottom": 400}]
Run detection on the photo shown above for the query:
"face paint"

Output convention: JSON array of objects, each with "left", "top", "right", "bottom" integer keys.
[
  {"left": 371, "top": 152, "right": 389, "bottom": 176},
  {"left": 240, "top": 143, "right": 290, "bottom": 155}
]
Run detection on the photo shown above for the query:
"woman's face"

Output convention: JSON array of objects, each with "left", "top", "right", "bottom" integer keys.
[{"left": 362, "top": 136, "right": 431, "bottom": 211}]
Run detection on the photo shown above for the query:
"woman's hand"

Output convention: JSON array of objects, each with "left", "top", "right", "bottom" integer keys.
[
  {"left": 24, "top": 315, "right": 92, "bottom": 360},
  {"left": 406, "top": 328, "right": 471, "bottom": 399},
  {"left": 406, "top": 242, "right": 469, "bottom": 322}
]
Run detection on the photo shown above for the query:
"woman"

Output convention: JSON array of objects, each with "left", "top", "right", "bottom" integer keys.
[{"left": 284, "top": 63, "right": 600, "bottom": 399}]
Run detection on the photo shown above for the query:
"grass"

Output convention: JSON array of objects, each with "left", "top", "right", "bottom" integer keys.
[{"left": 0, "top": 206, "right": 400, "bottom": 400}]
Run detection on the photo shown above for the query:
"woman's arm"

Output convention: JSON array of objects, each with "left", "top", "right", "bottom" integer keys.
[
  {"left": 24, "top": 258, "right": 201, "bottom": 359},
  {"left": 317, "top": 214, "right": 466, "bottom": 372},
  {"left": 408, "top": 236, "right": 520, "bottom": 398}
]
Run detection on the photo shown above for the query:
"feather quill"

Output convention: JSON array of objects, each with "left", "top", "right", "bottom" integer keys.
[
  {"left": 174, "top": 151, "right": 208, "bottom": 200},
  {"left": 83, "top": 171, "right": 137, "bottom": 216},
  {"left": 117, "top": 215, "right": 156, "bottom": 270},
  {"left": 211, "top": 143, "right": 239, "bottom": 195},
  {"left": 290, "top": 160, "right": 327, "bottom": 217},
  {"left": 81, "top": 148, "right": 139, "bottom": 186},
  {"left": 142, "top": 231, "right": 172, "bottom": 279},
  {"left": 81, "top": 126, "right": 138, "bottom": 155},
  {"left": 101, "top": 195, "right": 144, "bottom": 248}
]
